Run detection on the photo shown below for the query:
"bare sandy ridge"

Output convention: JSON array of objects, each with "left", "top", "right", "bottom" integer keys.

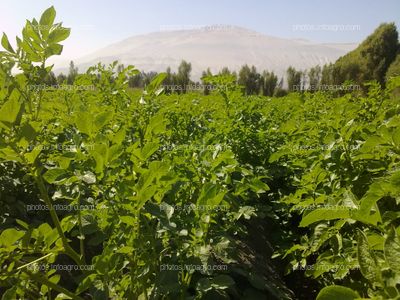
[{"left": 57, "top": 26, "right": 357, "bottom": 80}]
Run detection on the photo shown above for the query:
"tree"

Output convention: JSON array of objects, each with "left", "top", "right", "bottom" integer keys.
[
  {"left": 386, "top": 53, "right": 400, "bottom": 79},
  {"left": 261, "top": 71, "right": 278, "bottom": 96},
  {"left": 44, "top": 71, "right": 57, "bottom": 86},
  {"left": 328, "top": 23, "right": 399, "bottom": 85},
  {"left": 274, "top": 78, "right": 287, "bottom": 97},
  {"left": 238, "top": 65, "right": 250, "bottom": 94},
  {"left": 128, "top": 73, "right": 144, "bottom": 88},
  {"left": 67, "top": 61, "right": 78, "bottom": 84},
  {"left": 238, "top": 65, "right": 261, "bottom": 95},
  {"left": 286, "top": 66, "right": 302, "bottom": 92},
  {"left": 320, "top": 64, "right": 333, "bottom": 85},
  {"left": 201, "top": 68, "right": 213, "bottom": 95},
  {"left": 308, "top": 66, "right": 321, "bottom": 91},
  {"left": 176, "top": 60, "right": 192, "bottom": 94},
  {"left": 361, "top": 23, "right": 399, "bottom": 84},
  {"left": 57, "top": 73, "right": 67, "bottom": 84},
  {"left": 163, "top": 66, "right": 174, "bottom": 94}
]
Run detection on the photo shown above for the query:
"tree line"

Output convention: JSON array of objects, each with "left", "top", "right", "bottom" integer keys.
[{"left": 46, "top": 60, "right": 326, "bottom": 97}]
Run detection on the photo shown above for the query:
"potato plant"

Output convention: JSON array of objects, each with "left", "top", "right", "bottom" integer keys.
[{"left": 1, "top": 6, "right": 400, "bottom": 300}]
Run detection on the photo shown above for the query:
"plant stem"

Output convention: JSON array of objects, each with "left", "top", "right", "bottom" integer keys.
[
  {"left": 77, "top": 195, "right": 86, "bottom": 264},
  {"left": 16, "top": 253, "right": 54, "bottom": 271},
  {"left": 33, "top": 168, "right": 83, "bottom": 266},
  {"left": 24, "top": 270, "right": 84, "bottom": 300}
]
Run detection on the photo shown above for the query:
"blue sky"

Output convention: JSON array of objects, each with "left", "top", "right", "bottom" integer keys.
[{"left": 1, "top": 0, "right": 399, "bottom": 63}]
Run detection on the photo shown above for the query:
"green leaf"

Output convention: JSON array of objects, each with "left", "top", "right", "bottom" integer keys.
[
  {"left": 384, "top": 227, "right": 400, "bottom": 274},
  {"left": 111, "top": 129, "right": 125, "bottom": 144},
  {"left": 120, "top": 216, "right": 136, "bottom": 226},
  {"left": 353, "top": 181, "right": 388, "bottom": 225},
  {"left": 392, "top": 127, "right": 400, "bottom": 146},
  {"left": 94, "top": 111, "right": 113, "bottom": 131},
  {"left": 108, "top": 144, "right": 123, "bottom": 163},
  {"left": 299, "top": 208, "right": 350, "bottom": 227},
  {"left": 235, "top": 206, "right": 256, "bottom": 220},
  {"left": 145, "top": 73, "right": 166, "bottom": 95},
  {"left": 82, "top": 171, "right": 96, "bottom": 184},
  {"left": 15, "top": 219, "right": 29, "bottom": 230},
  {"left": 211, "top": 275, "right": 235, "bottom": 289},
  {"left": 360, "top": 136, "right": 385, "bottom": 152},
  {"left": 117, "top": 246, "right": 134, "bottom": 254},
  {"left": 389, "top": 171, "right": 400, "bottom": 193},
  {"left": 160, "top": 203, "right": 174, "bottom": 220},
  {"left": 38, "top": 223, "right": 59, "bottom": 247},
  {"left": 357, "top": 230, "right": 382, "bottom": 285},
  {"left": 24, "top": 147, "right": 41, "bottom": 164},
  {"left": 19, "top": 122, "right": 37, "bottom": 143},
  {"left": 54, "top": 293, "right": 72, "bottom": 300},
  {"left": 197, "top": 183, "right": 225, "bottom": 209},
  {"left": 268, "top": 149, "right": 291, "bottom": 163},
  {"left": 316, "top": 285, "right": 359, "bottom": 300},
  {"left": 358, "top": 182, "right": 385, "bottom": 213},
  {"left": 45, "top": 43, "right": 63, "bottom": 57},
  {"left": 1, "top": 33, "right": 15, "bottom": 53},
  {"left": 137, "top": 185, "right": 157, "bottom": 208},
  {"left": 49, "top": 274, "right": 61, "bottom": 284},
  {"left": 75, "top": 112, "right": 93, "bottom": 135},
  {"left": 0, "top": 147, "right": 22, "bottom": 162},
  {"left": 0, "top": 228, "right": 25, "bottom": 247},
  {"left": 48, "top": 27, "right": 70, "bottom": 44},
  {"left": 25, "top": 21, "right": 42, "bottom": 44},
  {"left": 91, "top": 152, "right": 104, "bottom": 174},
  {"left": 76, "top": 274, "right": 97, "bottom": 294},
  {"left": 0, "top": 96, "right": 22, "bottom": 125},
  {"left": 39, "top": 6, "right": 56, "bottom": 27},
  {"left": 1, "top": 286, "right": 17, "bottom": 300},
  {"left": 248, "top": 177, "right": 270, "bottom": 193},
  {"left": 141, "top": 142, "right": 159, "bottom": 160},
  {"left": 43, "top": 168, "right": 67, "bottom": 184},
  {"left": 19, "top": 39, "right": 42, "bottom": 61},
  {"left": 197, "top": 278, "right": 212, "bottom": 292},
  {"left": 145, "top": 114, "right": 166, "bottom": 138}
]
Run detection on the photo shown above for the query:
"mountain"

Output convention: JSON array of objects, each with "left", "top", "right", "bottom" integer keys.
[{"left": 59, "top": 25, "right": 357, "bottom": 80}]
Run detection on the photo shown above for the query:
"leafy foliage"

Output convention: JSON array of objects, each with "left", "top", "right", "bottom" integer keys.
[
  {"left": 323, "top": 23, "right": 399, "bottom": 85},
  {"left": 1, "top": 7, "right": 400, "bottom": 300}
]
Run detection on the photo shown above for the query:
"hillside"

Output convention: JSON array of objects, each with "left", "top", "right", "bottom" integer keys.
[{"left": 59, "top": 26, "right": 356, "bottom": 79}]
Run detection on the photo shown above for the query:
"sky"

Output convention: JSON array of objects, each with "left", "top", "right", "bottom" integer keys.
[{"left": 1, "top": 0, "right": 399, "bottom": 66}]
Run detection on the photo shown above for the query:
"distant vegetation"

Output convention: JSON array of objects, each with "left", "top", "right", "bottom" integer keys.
[
  {"left": 49, "top": 23, "right": 400, "bottom": 97},
  {"left": 322, "top": 23, "right": 399, "bottom": 86}
]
